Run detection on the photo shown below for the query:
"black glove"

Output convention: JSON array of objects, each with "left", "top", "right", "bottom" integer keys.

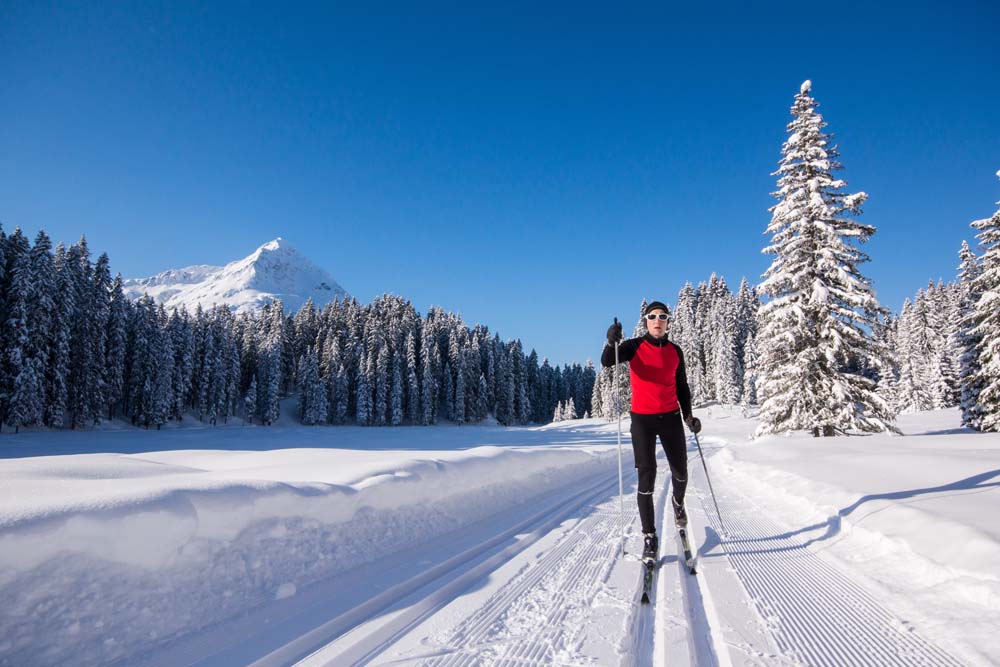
[
  {"left": 684, "top": 415, "right": 702, "bottom": 434},
  {"left": 606, "top": 318, "right": 623, "bottom": 346}
]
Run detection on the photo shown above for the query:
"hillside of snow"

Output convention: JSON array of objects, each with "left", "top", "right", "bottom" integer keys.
[{"left": 122, "top": 238, "right": 349, "bottom": 314}]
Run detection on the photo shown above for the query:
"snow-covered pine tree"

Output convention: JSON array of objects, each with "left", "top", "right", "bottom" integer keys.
[
  {"left": 453, "top": 350, "right": 466, "bottom": 424},
  {"left": 47, "top": 243, "right": 74, "bottom": 427},
  {"left": 957, "top": 240, "right": 986, "bottom": 429},
  {"left": 166, "top": 306, "right": 193, "bottom": 421},
  {"left": 512, "top": 340, "right": 530, "bottom": 424},
  {"left": 333, "top": 362, "right": 349, "bottom": 424},
  {"left": 87, "top": 252, "right": 111, "bottom": 425},
  {"left": 493, "top": 343, "right": 512, "bottom": 425},
  {"left": 391, "top": 352, "right": 404, "bottom": 425},
  {"left": 356, "top": 345, "right": 372, "bottom": 426},
  {"left": 477, "top": 373, "right": 489, "bottom": 421},
  {"left": 4, "top": 228, "right": 39, "bottom": 432},
  {"left": 633, "top": 298, "right": 649, "bottom": 338},
  {"left": 299, "top": 347, "right": 328, "bottom": 425},
  {"left": 405, "top": 330, "right": 420, "bottom": 424},
  {"left": 967, "top": 172, "right": 1000, "bottom": 431},
  {"left": 374, "top": 344, "right": 389, "bottom": 426},
  {"left": 734, "top": 277, "right": 759, "bottom": 397},
  {"left": 565, "top": 397, "right": 577, "bottom": 420},
  {"left": 740, "top": 331, "right": 759, "bottom": 412},
  {"left": 244, "top": 375, "right": 258, "bottom": 424},
  {"left": 756, "top": 80, "right": 896, "bottom": 437},
  {"left": 552, "top": 400, "right": 563, "bottom": 422},
  {"left": 713, "top": 289, "right": 740, "bottom": 404},
  {"left": 894, "top": 298, "right": 935, "bottom": 413},
  {"left": 671, "top": 282, "right": 702, "bottom": 401},
  {"left": 28, "top": 231, "right": 57, "bottom": 427},
  {"left": 872, "top": 312, "right": 901, "bottom": 414},
  {"left": 149, "top": 304, "right": 174, "bottom": 428},
  {"left": 588, "top": 365, "right": 604, "bottom": 420}
]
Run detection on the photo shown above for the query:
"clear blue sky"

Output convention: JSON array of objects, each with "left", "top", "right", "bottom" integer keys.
[{"left": 2, "top": 1, "right": 997, "bottom": 366}]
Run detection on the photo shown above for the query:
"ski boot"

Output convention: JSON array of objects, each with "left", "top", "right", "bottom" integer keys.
[
  {"left": 642, "top": 532, "right": 658, "bottom": 569},
  {"left": 672, "top": 496, "right": 688, "bottom": 528}
]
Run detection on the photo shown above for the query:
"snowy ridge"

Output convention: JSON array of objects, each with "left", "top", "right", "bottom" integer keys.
[{"left": 122, "top": 238, "right": 349, "bottom": 314}]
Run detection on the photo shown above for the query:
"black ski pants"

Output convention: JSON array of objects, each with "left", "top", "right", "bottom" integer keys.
[{"left": 630, "top": 410, "right": 687, "bottom": 534}]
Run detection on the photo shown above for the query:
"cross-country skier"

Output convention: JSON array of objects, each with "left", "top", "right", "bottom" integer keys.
[{"left": 602, "top": 301, "right": 701, "bottom": 567}]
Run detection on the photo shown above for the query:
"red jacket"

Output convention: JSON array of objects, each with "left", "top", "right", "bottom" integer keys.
[{"left": 601, "top": 334, "right": 693, "bottom": 416}]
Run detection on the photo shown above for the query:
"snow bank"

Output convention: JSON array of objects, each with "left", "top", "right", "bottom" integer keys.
[{"left": 0, "top": 432, "right": 617, "bottom": 667}]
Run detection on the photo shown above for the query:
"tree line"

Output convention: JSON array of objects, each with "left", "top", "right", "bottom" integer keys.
[{"left": 0, "top": 227, "right": 596, "bottom": 433}]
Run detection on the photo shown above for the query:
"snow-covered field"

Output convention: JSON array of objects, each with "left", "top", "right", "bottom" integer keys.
[{"left": 1, "top": 407, "right": 997, "bottom": 666}]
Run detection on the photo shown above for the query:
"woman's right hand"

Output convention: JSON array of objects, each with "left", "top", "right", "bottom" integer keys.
[{"left": 607, "top": 318, "right": 623, "bottom": 345}]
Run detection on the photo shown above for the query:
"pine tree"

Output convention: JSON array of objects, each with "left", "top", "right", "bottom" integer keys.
[
  {"left": 104, "top": 274, "right": 128, "bottom": 420},
  {"left": 453, "top": 351, "right": 466, "bottom": 424},
  {"left": 672, "top": 282, "right": 703, "bottom": 401},
  {"left": 756, "top": 80, "right": 896, "bottom": 437},
  {"left": 967, "top": 172, "right": 1000, "bottom": 431},
  {"left": 4, "top": 228, "right": 38, "bottom": 431},
  {"left": 390, "top": 353, "right": 404, "bottom": 426},
  {"left": 740, "top": 331, "right": 759, "bottom": 412},
  {"left": 565, "top": 397, "right": 577, "bottom": 420},
  {"left": 333, "top": 363, "right": 349, "bottom": 424},
  {"left": 356, "top": 346, "right": 373, "bottom": 425},
  {"left": 374, "top": 344, "right": 389, "bottom": 426},
  {"left": 46, "top": 244, "right": 74, "bottom": 427},
  {"left": 28, "top": 231, "right": 57, "bottom": 426},
  {"left": 405, "top": 330, "right": 421, "bottom": 424},
  {"left": 476, "top": 373, "right": 489, "bottom": 421},
  {"left": 244, "top": 376, "right": 258, "bottom": 424},
  {"left": 957, "top": 240, "right": 986, "bottom": 429}
]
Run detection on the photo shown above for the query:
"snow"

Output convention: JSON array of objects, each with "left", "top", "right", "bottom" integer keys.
[
  {"left": 121, "top": 237, "right": 349, "bottom": 314},
  {"left": 1, "top": 409, "right": 998, "bottom": 666},
  {"left": 800, "top": 79, "right": 812, "bottom": 94}
]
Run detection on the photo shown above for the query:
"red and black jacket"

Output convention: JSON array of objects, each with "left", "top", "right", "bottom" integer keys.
[{"left": 601, "top": 334, "right": 693, "bottom": 417}]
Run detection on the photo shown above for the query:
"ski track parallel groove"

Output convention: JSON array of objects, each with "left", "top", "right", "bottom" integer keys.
[
  {"left": 691, "top": 439, "right": 964, "bottom": 667},
  {"left": 287, "top": 470, "right": 621, "bottom": 667},
  {"left": 411, "top": 470, "right": 634, "bottom": 667}
]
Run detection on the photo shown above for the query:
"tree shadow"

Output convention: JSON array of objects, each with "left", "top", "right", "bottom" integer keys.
[{"left": 718, "top": 468, "right": 1000, "bottom": 555}]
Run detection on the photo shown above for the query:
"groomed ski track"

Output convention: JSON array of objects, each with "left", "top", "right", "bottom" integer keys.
[
  {"left": 154, "top": 429, "right": 968, "bottom": 667},
  {"left": 283, "top": 440, "right": 763, "bottom": 667}
]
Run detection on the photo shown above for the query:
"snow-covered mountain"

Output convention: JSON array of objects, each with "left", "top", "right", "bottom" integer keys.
[{"left": 122, "top": 238, "right": 349, "bottom": 314}]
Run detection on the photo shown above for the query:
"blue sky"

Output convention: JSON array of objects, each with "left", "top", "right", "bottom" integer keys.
[{"left": 1, "top": 2, "right": 997, "bottom": 366}]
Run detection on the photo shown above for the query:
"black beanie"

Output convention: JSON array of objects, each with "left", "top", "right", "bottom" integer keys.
[{"left": 644, "top": 301, "right": 670, "bottom": 316}]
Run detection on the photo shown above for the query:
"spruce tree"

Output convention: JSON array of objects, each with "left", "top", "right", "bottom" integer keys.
[
  {"left": 244, "top": 375, "right": 258, "bottom": 424},
  {"left": 967, "top": 172, "right": 1000, "bottom": 430},
  {"left": 756, "top": 80, "right": 895, "bottom": 436},
  {"left": 957, "top": 240, "right": 986, "bottom": 429}
]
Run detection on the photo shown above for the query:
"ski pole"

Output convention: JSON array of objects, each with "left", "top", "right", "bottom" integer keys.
[
  {"left": 692, "top": 430, "right": 726, "bottom": 537},
  {"left": 614, "top": 319, "right": 625, "bottom": 557}
]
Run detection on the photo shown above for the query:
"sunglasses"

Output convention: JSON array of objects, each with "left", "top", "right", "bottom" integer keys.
[{"left": 645, "top": 313, "right": 668, "bottom": 321}]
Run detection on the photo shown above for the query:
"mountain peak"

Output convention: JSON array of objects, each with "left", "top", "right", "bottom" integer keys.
[
  {"left": 123, "top": 239, "right": 350, "bottom": 314},
  {"left": 257, "top": 237, "right": 290, "bottom": 253}
]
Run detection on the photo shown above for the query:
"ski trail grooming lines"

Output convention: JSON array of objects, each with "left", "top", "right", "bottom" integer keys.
[{"left": 692, "top": 431, "right": 726, "bottom": 536}]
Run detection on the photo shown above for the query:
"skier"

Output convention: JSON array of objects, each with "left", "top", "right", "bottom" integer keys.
[{"left": 602, "top": 301, "right": 701, "bottom": 568}]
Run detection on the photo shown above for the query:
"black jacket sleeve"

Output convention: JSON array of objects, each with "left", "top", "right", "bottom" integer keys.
[
  {"left": 601, "top": 337, "right": 640, "bottom": 368},
  {"left": 674, "top": 343, "right": 693, "bottom": 419}
]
